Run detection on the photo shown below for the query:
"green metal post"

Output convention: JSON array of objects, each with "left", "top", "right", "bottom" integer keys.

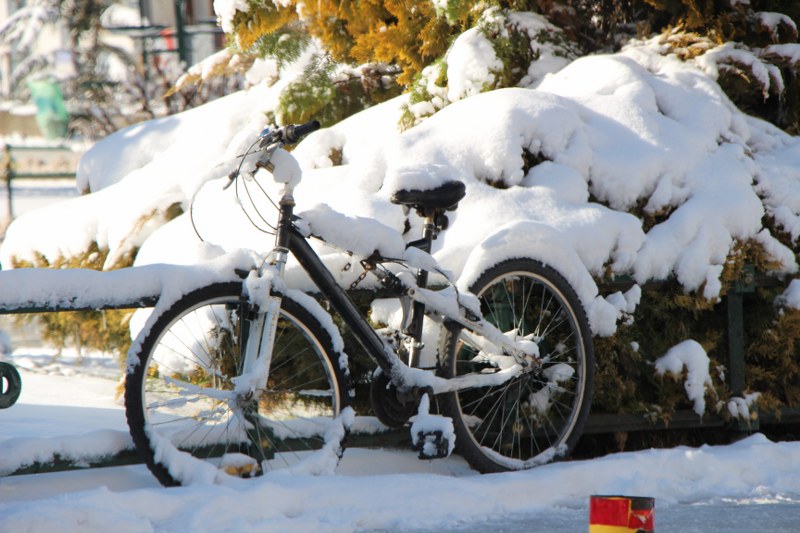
[
  {"left": 138, "top": 0, "right": 149, "bottom": 82},
  {"left": 727, "top": 265, "right": 755, "bottom": 398},
  {"left": 3, "top": 144, "right": 13, "bottom": 221},
  {"left": 727, "top": 290, "right": 745, "bottom": 396},
  {"left": 174, "top": 0, "right": 189, "bottom": 65}
]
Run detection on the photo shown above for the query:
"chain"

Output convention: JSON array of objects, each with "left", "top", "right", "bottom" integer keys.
[{"left": 349, "top": 260, "right": 373, "bottom": 290}]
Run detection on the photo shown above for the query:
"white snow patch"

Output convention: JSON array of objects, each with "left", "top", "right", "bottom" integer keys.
[{"left": 655, "top": 340, "right": 714, "bottom": 416}]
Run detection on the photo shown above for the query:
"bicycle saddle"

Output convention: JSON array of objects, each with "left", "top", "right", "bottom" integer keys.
[{"left": 390, "top": 181, "right": 466, "bottom": 211}]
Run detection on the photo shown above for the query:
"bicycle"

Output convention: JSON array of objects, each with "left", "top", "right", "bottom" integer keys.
[{"left": 124, "top": 120, "right": 595, "bottom": 486}]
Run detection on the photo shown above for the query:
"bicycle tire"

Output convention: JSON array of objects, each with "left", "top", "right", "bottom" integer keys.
[
  {"left": 125, "top": 281, "right": 351, "bottom": 486},
  {"left": 0, "top": 361, "right": 22, "bottom": 409},
  {"left": 438, "top": 258, "right": 595, "bottom": 472}
]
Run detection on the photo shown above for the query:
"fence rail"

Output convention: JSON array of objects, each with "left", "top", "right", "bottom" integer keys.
[{"left": 0, "top": 265, "right": 796, "bottom": 476}]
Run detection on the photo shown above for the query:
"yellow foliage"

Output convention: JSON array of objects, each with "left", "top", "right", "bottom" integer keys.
[
  {"left": 218, "top": 1, "right": 474, "bottom": 87},
  {"left": 299, "top": 0, "right": 389, "bottom": 62},
  {"left": 232, "top": 3, "right": 298, "bottom": 52},
  {"left": 350, "top": 1, "right": 450, "bottom": 85}
]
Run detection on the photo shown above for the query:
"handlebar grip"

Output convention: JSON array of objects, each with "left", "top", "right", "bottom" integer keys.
[{"left": 284, "top": 120, "right": 321, "bottom": 144}]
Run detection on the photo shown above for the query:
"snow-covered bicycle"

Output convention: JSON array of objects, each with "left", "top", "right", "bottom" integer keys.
[{"left": 124, "top": 120, "right": 595, "bottom": 486}]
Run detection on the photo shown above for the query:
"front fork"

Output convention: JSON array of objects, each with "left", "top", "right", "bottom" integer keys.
[
  {"left": 235, "top": 283, "right": 282, "bottom": 400},
  {"left": 233, "top": 193, "right": 295, "bottom": 400}
]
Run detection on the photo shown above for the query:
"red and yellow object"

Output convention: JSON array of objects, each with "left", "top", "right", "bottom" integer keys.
[{"left": 589, "top": 495, "right": 655, "bottom": 532}]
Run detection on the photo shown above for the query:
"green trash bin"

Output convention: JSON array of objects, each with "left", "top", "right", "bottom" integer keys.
[{"left": 27, "top": 79, "right": 69, "bottom": 139}]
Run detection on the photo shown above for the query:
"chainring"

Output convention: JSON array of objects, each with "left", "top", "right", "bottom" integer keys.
[{"left": 369, "top": 369, "right": 417, "bottom": 428}]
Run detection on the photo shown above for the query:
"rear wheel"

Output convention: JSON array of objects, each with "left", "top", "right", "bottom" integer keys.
[
  {"left": 439, "top": 259, "right": 594, "bottom": 472},
  {"left": 125, "top": 282, "right": 350, "bottom": 486}
]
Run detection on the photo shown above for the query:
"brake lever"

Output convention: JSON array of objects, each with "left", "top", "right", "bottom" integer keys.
[
  {"left": 255, "top": 152, "right": 275, "bottom": 173},
  {"left": 258, "top": 128, "right": 282, "bottom": 148},
  {"left": 222, "top": 169, "right": 238, "bottom": 190}
]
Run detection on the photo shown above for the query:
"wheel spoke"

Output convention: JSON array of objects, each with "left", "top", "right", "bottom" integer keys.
[
  {"left": 126, "top": 285, "right": 349, "bottom": 486},
  {"left": 440, "top": 260, "right": 594, "bottom": 472}
]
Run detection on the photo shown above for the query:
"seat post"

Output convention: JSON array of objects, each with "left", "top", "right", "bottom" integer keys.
[
  {"left": 389, "top": 180, "right": 464, "bottom": 368},
  {"left": 407, "top": 208, "right": 439, "bottom": 367}
]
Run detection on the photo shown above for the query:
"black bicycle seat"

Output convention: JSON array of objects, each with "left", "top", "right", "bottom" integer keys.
[{"left": 390, "top": 181, "right": 466, "bottom": 211}]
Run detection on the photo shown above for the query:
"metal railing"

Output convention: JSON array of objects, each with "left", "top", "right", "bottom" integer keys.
[
  {"left": 0, "top": 262, "right": 794, "bottom": 474},
  {"left": 2, "top": 143, "right": 79, "bottom": 222}
]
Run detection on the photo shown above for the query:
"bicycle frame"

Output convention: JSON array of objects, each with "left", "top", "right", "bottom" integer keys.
[
  {"left": 249, "top": 194, "right": 533, "bottom": 396},
  {"left": 234, "top": 129, "right": 532, "bottom": 399},
  {"left": 273, "top": 182, "right": 407, "bottom": 380},
  {"left": 288, "top": 225, "right": 401, "bottom": 376}
]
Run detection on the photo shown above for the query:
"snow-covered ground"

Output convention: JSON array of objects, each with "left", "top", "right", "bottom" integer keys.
[{"left": 1, "top": 348, "right": 800, "bottom": 532}]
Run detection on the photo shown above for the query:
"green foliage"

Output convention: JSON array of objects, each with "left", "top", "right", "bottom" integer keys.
[
  {"left": 745, "top": 292, "right": 800, "bottom": 409},
  {"left": 591, "top": 231, "right": 800, "bottom": 429},
  {"left": 641, "top": 0, "right": 800, "bottom": 133},
  {"left": 399, "top": 59, "right": 449, "bottom": 129},
  {"left": 276, "top": 58, "right": 403, "bottom": 127},
  {"left": 249, "top": 27, "right": 311, "bottom": 68},
  {"left": 401, "top": 7, "right": 580, "bottom": 126},
  {"left": 592, "top": 333, "right": 647, "bottom": 415},
  {"left": 275, "top": 57, "right": 338, "bottom": 126},
  {"left": 6, "top": 205, "right": 185, "bottom": 364},
  {"left": 434, "top": 0, "right": 482, "bottom": 25},
  {"left": 209, "top": 0, "right": 800, "bottom": 135},
  {"left": 480, "top": 11, "right": 541, "bottom": 89},
  {"left": 593, "top": 281, "right": 729, "bottom": 418}
]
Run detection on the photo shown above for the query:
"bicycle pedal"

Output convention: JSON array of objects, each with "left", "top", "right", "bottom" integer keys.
[
  {"left": 409, "top": 393, "right": 455, "bottom": 460},
  {"left": 219, "top": 452, "right": 261, "bottom": 478},
  {"left": 412, "top": 430, "right": 451, "bottom": 460}
]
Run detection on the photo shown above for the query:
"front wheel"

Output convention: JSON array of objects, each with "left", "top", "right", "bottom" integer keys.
[
  {"left": 438, "top": 258, "right": 595, "bottom": 473},
  {"left": 125, "top": 282, "right": 351, "bottom": 486}
]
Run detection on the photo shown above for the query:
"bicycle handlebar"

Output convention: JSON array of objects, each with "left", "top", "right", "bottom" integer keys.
[
  {"left": 225, "top": 120, "right": 321, "bottom": 189},
  {"left": 284, "top": 120, "right": 321, "bottom": 143},
  {"left": 259, "top": 120, "right": 321, "bottom": 148}
]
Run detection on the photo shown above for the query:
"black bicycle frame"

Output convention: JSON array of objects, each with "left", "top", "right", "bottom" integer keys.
[{"left": 288, "top": 225, "right": 407, "bottom": 377}]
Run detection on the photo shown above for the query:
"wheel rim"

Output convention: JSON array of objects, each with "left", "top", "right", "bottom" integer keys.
[
  {"left": 453, "top": 270, "right": 589, "bottom": 469},
  {"left": 138, "top": 295, "right": 341, "bottom": 477}
]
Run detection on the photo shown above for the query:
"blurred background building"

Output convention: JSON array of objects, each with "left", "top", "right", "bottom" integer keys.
[{"left": 0, "top": 1, "right": 225, "bottom": 140}]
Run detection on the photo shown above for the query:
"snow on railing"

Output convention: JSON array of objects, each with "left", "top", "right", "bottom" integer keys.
[{"left": 0, "top": 250, "right": 256, "bottom": 313}]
